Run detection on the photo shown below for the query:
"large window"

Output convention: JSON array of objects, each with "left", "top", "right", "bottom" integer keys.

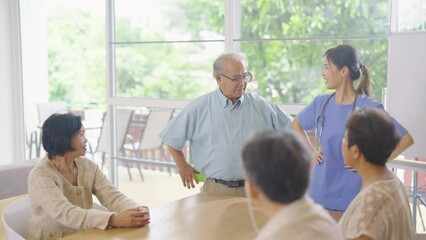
[
  {"left": 103, "top": 0, "right": 391, "bottom": 190},
  {"left": 398, "top": 0, "right": 426, "bottom": 31},
  {"left": 32, "top": 0, "right": 392, "bottom": 111},
  {"left": 45, "top": 1, "right": 106, "bottom": 108},
  {"left": 21, "top": 0, "right": 106, "bottom": 161},
  {"left": 110, "top": 0, "right": 390, "bottom": 105},
  {"left": 237, "top": 0, "right": 389, "bottom": 104},
  {"left": 19, "top": 0, "right": 398, "bottom": 207},
  {"left": 113, "top": 0, "right": 224, "bottom": 100},
  {"left": 114, "top": 42, "right": 221, "bottom": 99}
]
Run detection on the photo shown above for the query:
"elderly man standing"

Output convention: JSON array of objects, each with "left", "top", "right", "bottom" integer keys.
[{"left": 159, "top": 52, "right": 293, "bottom": 197}]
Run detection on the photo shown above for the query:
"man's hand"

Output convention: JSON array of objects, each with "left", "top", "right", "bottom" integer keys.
[
  {"left": 167, "top": 145, "right": 200, "bottom": 189},
  {"left": 176, "top": 162, "right": 199, "bottom": 189}
]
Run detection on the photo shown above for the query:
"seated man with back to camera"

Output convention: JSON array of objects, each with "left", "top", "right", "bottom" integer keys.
[
  {"left": 26, "top": 113, "right": 150, "bottom": 240},
  {"left": 159, "top": 52, "right": 293, "bottom": 197},
  {"left": 241, "top": 129, "right": 343, "bottom": 240}
]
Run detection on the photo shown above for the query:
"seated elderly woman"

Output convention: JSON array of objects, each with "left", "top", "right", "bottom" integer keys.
[
  {"left": 338, "top": 107, "right": 414, "bottom": 240},
  {"left": 26, "top": 113, "right": 150, "bottom": 239}
]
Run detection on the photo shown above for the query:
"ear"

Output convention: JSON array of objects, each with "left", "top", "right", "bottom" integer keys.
[
  {"left": 245, "top": 178, "right": 260, "bottom": 200},
  {"left": 339, "top": 66, "right": 348, "bottom": 77},
  {"left": 350, "top": 144, "right": 362, "bottom": 159},
  {"left": 215, "top": 74, "right": 221, "bottom": 84}
]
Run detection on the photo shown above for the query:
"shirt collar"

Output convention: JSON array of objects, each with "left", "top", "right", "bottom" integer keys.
[{"left": 216, "top": 88, "right": 245, "bottom": 108}]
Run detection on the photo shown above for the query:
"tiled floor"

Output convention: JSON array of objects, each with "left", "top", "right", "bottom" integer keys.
[{"left": 104, "top": 165, "right": 202, "bottom": 208}]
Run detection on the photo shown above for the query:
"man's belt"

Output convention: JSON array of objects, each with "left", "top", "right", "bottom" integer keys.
[{"left": 213, "top": 178, "right": 245, "bottom": 188}]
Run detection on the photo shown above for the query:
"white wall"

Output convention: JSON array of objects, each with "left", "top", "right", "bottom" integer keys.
[
  {"left": 0, "top": 0, "right": 48, "bottom": 165},
  {"left": 388, "top": 32, "right": 426, "bottom": 158},
  {"left": 0, "top": 0, "right": 23, "bottom": 164},
  {"left": 21, "top": 0, "right": 49, "bottom": 131}
]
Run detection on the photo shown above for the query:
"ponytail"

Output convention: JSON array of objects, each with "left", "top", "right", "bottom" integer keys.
[
  {"left": 325, "top": 45, "right": 372, "bottom": 97},
  {"left": 356, "top": 64, "right": 371, "bottom": 97}
]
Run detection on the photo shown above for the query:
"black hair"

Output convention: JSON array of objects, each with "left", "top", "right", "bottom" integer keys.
[
  {"left": 324, "top": 45, "right": 371, "bottom": 97},
  {"left": 242, "top": 129, "right": 311, "bottom": 204},
  {"left": 346, "top": 107, "right": 400, "bottom": 166},
  {"left": 42, "top": 112, "right": 82, "bottom": 159}
]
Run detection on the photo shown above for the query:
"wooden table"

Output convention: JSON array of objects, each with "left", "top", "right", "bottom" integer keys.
[
  {"left": 63, "top": 193, "right": 267, "bottom": 240},
  {"left": 0, "top": 194, "right": 27, "bottom": 240}
]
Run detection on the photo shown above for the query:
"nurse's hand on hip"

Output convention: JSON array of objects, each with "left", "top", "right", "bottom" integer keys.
[{"left": 313, "top": 147, "right": 324, "bottom": 164}]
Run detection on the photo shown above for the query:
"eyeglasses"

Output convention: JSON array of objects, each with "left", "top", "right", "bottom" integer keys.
[{"left": 219, "top": 72, "right": 253, "bottom": 83}]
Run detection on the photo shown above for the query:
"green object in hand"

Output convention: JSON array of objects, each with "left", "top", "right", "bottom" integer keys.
[{"left": 193, "top": 166, "right": 205, "bottom": 182}]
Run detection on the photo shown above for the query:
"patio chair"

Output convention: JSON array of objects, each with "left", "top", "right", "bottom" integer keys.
[
  {"left": 122, "top": 108, "right": 175, "bottom": 181},
  {"left": 2, "top": 196, "right": 107, "bottom": 240},
  {"left": 2, "top": 197, "right": 30, "bottom": 240},
  {"left": 37, "top": 101, "right": 68, "bottom": 126},
  {"left": 87, "top": 109, "right": 134, "bottom": 173},
  {"left": 83, "top": 108, "right": 105, "bottom": 159}
]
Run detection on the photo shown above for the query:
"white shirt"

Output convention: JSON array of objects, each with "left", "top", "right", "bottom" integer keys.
[{"left": 256, "top": 196, "right": 343, "bottom": 240}]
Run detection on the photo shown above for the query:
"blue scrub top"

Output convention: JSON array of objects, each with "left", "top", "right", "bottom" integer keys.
[{"left": 298, "top": 93, "right": 408, "bottom": 211}]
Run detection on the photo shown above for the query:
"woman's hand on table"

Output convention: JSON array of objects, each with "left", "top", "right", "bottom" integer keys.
[{"left": 108, "top": 206, "right": 150, "bottom": 228}]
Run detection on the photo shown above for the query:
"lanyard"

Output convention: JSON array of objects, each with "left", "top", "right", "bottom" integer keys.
[{"left": 315, "top": 93, "right": 358, "bottom": 150}]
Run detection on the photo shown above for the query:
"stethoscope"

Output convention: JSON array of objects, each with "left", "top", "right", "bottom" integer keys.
[{"left": 315, "top": 92, "right": 358, "bottom": 150}]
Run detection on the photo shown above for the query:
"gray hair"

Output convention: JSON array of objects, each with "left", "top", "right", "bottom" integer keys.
[
  {"left": 212, "top": 52, "right": 248, "bottom": 78},
  {"left": 242, "top": 129, "right": 311, "bottom": 204}
]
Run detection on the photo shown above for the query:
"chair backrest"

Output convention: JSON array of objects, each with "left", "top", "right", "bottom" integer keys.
[
  {"left": 2, "top": 197, "right": 107, "bottom": 240},
  {"left": 37, "top": 102, "right": 68, "bottom": 126},
  {"left": 96, "top": 109, "right": 134, "bottom": 154},
  {"left": 2, "top": 197, "right": 31, "bottom": 240},
  {"left": 140, "top": 109, "right": 174, "bottom": 150},
  {"left": 0, "top": 158, "right": 40, "bottom": 200},
  {"left": 83, "top": 108, "right": 104, "bottom": 127}
]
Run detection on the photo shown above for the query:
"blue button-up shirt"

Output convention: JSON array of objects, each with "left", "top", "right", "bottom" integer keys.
[{"left": 159, "top": 89, "right": 293, "bottom": 179}]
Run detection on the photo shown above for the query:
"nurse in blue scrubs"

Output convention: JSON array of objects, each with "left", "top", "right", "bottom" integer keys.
[{"left": 291, "top": 45, "right": 414, "bottom": 221}]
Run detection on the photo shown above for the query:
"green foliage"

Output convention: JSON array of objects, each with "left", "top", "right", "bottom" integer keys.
[
  {"left": 47, "top": 0, "right": 390, "bottom": 107},
  {"left": 237, "top": 0, "right": 389, "bottom": 103},
  {"left": 47, "top": 6, "right": 106, "bottom": 109}
]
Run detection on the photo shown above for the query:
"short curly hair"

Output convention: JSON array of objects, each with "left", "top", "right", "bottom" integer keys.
[{"left": 346, "top": 107, "right": 400, "bottom": 166}]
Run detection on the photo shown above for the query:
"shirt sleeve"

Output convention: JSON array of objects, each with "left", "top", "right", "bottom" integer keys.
[
  {"left": 272, "top": 103, "right": 293, "bottom": 129},
  {"left": 92, "top": 164, "right": 139, "bottom": 213},
  {"left": 362, "top": 99, "right": 408, "bottom": 136},
  {"left": 159, "top": 102, "right": 197, "bottom": 151},
  {"left": 297, "top": 95, "right": 323, "bottom": 131}
]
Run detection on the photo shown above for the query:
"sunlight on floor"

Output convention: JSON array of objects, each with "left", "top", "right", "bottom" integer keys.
[{"left": 114, "top": 166, "right": 202, "bottom": 208}]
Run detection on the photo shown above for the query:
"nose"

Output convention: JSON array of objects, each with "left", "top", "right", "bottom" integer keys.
[{"left": 235, "top": 79, "right": 245, "bottom": 87}]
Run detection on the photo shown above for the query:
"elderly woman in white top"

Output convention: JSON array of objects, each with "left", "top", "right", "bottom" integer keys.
[
  {"left": 26, "top": 113, "right": 150, "bottom": 240},
  {"left": 339, "top": 107, "right": 414, "bottom": 240}
]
